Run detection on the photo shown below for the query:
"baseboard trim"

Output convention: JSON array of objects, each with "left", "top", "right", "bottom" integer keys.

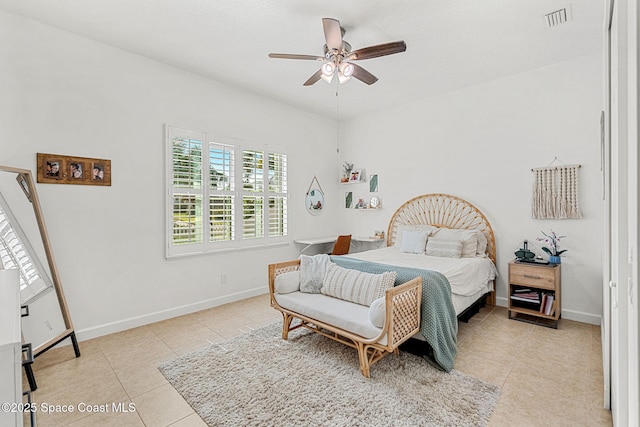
[
  {"left": 495, "top": 296, "right": 601, "bottom": 325},
  {"left": 75, "top": 287, "right": 268, "bottom": 342}
]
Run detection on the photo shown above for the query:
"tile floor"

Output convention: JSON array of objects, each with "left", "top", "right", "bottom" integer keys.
[{"left": 26, "top": 295, "right": 613, "bottom": 426}]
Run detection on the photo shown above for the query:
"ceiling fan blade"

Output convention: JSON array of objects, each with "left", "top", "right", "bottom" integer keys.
[
  {"left": 268, "top": 53, "right": 323, "bottom": 61},
  {"left": 322, "top": 18, "right": 343, "bottom": 51},
  {"left": 303, "top": 69, "right": 323, "bottom": 86},
  {"left": 347, "top": 41, "right": 407, "bottom": 61},
  {"left": 351, "top": 64, "right": 378, "bottom": 85}
]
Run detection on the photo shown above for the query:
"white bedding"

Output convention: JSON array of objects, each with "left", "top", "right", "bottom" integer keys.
[{"left": 343, "top": 246, "right": 497, "bottom": 298}]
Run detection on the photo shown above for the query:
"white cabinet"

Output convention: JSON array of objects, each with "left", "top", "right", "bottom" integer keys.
[{"left": 0, "top": 269, "right": 24, "bottom": 427}]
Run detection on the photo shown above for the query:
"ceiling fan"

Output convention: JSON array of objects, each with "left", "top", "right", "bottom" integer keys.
[{"left": 268, "top": 18, "right": 407, "bottom": 86}]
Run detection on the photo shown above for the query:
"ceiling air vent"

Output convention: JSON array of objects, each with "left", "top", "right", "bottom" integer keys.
[{"left": 544, "top": 5, "right": 573, "bottom": 28}]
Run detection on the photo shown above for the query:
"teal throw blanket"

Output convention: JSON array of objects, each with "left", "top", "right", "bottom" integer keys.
[{"left": 330, "top": 256, "right": 458, "bottom": 372}]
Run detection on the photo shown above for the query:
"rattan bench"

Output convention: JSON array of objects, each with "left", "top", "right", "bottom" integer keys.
[{"left": 268, "top": 259, "right": 422, "bottom": 378}]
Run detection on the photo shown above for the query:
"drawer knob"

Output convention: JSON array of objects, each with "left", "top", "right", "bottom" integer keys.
[{"left": 523, "top": 274, "right": 542, "bottom": 279}]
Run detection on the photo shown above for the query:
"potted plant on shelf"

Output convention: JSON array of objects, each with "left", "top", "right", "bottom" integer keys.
[
  {"left": 341, "top": 162, "right": 353, "bottom": 183},
  {"left": 537, "top": 230, "right": 567, "bottom": 264}
]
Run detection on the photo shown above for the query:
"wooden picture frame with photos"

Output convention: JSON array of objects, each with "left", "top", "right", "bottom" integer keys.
[{"left": 37, "top": 153, "right": 111, "bottom": 186}]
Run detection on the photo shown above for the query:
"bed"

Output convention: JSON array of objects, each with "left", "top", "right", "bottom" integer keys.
[
  {"left": 330, "top": 193, "right": 497, "bottom": 367},
  {"left": 345, "top": 193, "right": 497, "bottom": 322}
]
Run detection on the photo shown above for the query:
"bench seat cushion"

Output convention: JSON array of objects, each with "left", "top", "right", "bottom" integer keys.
[{"left": 274, "top": 291, "right": 386, "bottom": 345}]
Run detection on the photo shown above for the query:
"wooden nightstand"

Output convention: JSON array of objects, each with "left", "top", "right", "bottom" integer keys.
[{"left": 508, "top": 260, "right": 561, "bottom": 328}]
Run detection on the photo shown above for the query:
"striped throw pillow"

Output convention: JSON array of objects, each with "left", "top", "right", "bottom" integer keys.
[
  {"left": 321, "top": 263, "right": 397, "bottom": 306},
  {"left": 426, "top": 238, "right": 463, "bottom": 258}
]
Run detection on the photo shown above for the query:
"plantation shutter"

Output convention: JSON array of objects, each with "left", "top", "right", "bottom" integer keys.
[
  {"left": 268, "top": 152, "right": 287, "bottom": 237},
  {"left": 166, "top": 125, "right": 288, "bottom": 257},
  {"left": 209, "top": 142, "right": 235, "bottom": 243},
  {"left": 169, "top": 128, "right": 205, "bottom": 255},
  {"left": 241, "top": 149, "right": 264, "bottom": 239}
]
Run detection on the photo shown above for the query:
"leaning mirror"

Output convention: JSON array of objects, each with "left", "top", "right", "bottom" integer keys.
[{"left": 0, "top": 165, "right": 79, "bottom": 358}]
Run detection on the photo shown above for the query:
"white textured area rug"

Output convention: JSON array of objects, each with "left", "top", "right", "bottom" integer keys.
[{"left": 158, "top": 323, "right": 500, "bottom": 427}]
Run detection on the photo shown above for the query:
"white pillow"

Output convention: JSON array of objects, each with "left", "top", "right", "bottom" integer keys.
[
  {"left": 394, "top": 225, "right": 437, "bottom": 248},
  {"left": 426, "top": 238, "right": 463, "bottom": 258},
  {"left": 399, "top": 230, "right": 429, "bottom": 254},
  {"left": 393, "top": 225, "right": 414, "bottom": 248},
  {"left": 475, "top": 230, "right": 488, "bottom": 257},
  {"left": 321, "top": 263, "right": 397, "bottom": 306},
  {"left": 431, "top": 228, "right": 478, "bottom": 258},
  {"left": 299, "top": 254, "right": 330, "bottom": 293},
  {"left": 274, "top": 271, "right": 300, "bottom": 294},
  {"left": 368, "top": 297, "right": 386, "bottom": 328}
]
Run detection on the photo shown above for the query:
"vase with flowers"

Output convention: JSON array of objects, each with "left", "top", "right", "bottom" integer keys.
[
  {"left": 341, "top": 162, "right": 353, "bottom": 183},
  {"left": 537, "top": 230, "right": 566, "bottom": 264}
]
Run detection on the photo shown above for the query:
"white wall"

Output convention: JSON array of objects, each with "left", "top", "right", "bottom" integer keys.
[
  {"left": 339, "top": 54, "right": 604, "bottom": 324},
  {"left": 0, "top": 10, "right": 341, "bottom": 339}
]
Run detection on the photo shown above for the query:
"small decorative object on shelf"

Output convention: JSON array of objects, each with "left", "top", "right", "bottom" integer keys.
[
  {"left": 341, "top": 162, "right": 353, "bottom": 183},
  {"left": 349, "top": 169, "right": 365, "bottom": 182},
  {"left": 537, "top": 230, "right": 566, "bottom": 264}
]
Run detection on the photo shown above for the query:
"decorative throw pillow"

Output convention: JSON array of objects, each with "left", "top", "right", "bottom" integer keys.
[
  {"left": 431, "top": 228, "right": 478, "bottom": 258},
  {"left": 399, "top": 230, "right": 429, "bottom": 254},
  {"left": 274, "top": 271, "right": 300, "bottom": 294},
  {"left": 475, "top": 230, "right": 488, "bottom": 257},
  {"left": 321, "top": 263, "right": 397, "bottom": 306},
  {"left": 299, "top": 254, "right": 330, "bottom": 293},
  {"left": 426, "top": 238, "right": 463, "bottom": 258},
  {"left": 368, "top": 297, "right": 386, "bottom": 328},
  {"left": 394, "top": 225, "right": 437, "bottom": 248}
]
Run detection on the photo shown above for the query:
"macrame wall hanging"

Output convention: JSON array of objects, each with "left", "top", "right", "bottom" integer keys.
[{"left": 531, "top": 158, "right": 582, "bottom": 219}]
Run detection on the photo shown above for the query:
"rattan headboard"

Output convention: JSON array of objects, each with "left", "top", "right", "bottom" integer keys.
[{"left": 386, "top": 193, "right": 496, "bottom": 264}]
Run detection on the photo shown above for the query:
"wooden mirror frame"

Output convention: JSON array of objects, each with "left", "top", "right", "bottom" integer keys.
[{"left": 0, "top": 165, "right": 79, "bottom": 358}]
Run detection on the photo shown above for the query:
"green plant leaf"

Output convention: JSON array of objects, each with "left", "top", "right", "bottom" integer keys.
[{"left": 541, "top": 247, "right": 552, "bottom": 255}]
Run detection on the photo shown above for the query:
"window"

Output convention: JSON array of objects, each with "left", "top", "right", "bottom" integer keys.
[{"left": 166, "top": 126, "right": 287, "bottom": 257}]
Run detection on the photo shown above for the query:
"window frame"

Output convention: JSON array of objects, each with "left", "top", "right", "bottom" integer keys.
[{"left": 165, "top": 125, "right": 288, "bottom": 258}]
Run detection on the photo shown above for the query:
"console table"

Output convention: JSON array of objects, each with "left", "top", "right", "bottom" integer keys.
[{"left": 294, "top": 236, "right": 385, "bottom": 255}]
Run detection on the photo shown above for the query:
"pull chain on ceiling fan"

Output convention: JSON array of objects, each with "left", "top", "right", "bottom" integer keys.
[{"left": 268, "top": 18, "right": 407, "bottom": 86}]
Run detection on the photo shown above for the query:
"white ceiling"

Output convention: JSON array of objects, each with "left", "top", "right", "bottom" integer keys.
[{"left": 1, "top": 0, "right": 604, "bottom": 120}]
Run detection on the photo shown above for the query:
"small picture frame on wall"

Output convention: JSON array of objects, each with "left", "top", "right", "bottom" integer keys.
[
  {"left": 369, "top": 174, "right": 378, "bottom": 192},
  {"left": 69, "top": 162, "right": 85, "bottom": 180},
  {"left": 42, "top": 158, "right": 63, "bottom": 180},
  {"left": 91, "top": 162, "right": 106, "bottom": 181},
  {"left": 349, "top": 170, "right": 361, "bottom": 182},
  {"left": 345, "top": 191, "right": 353, "bottom": 209},
  {"left": 37, "top": 153, "right": 111, "bottom": 186}
]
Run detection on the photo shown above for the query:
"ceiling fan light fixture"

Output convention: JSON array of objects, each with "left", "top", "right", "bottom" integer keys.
[
  {"left": 340, "top": 62, "right": 354, "bottom": 78},
  {"left": 338, "top": 73, "right": 351, "bottom": 84},
  {"left": 321, "top": 62, "right": 335, "bottom": 77},
  {"left": 320, "top": 73, "right": 334, "bottom": 84}
]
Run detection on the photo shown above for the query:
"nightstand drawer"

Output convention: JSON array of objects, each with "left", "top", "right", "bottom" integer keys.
[{"left": 509, "top": 263, "right": 556, "bottom": 290}]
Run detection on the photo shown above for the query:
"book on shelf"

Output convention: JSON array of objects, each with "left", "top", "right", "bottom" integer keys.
[
  {"left": 539, "top": 294, "right": 548, "bottom": 313},
  {"left": 510, "top": 294, "right": 541, "bottom": 303},
  {"left": 548, "top": 300, "right": 557, "bottom": 316},
  {"left": 544, "top": 294, "right": 555, "bottom": 315}
]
